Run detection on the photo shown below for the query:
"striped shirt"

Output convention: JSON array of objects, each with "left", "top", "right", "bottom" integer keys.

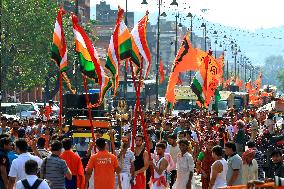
[{"left": 41, "top": 154, "right": 70, "bottom": 189}]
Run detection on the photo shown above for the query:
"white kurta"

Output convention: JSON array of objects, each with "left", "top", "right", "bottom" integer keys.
[{"left": 173, "top": 152, "right": 195, "bottom": 189}]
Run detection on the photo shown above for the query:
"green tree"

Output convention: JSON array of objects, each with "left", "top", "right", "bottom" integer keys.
[
  {"left": 1, "top": 0, "right": 97, "bottom": 101},
  {"left": 277, "top": 70, "right": 284, "bottom": 92},
  {"left": 261, "top": 55, "right": 284, "bottom": 87}
]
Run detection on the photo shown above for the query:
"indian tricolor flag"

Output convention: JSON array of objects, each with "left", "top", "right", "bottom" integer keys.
[
  {"left": 72, "top": 14, "right": 111, "bottom": 106},
  {"left": 131, "top": 12, "right": 151, "bottom": 77},
  {"left": 51, "top": 6, "right": 67, "bottom": 71},
  {"left": 190, "top": 49, "right": 209, "bottom": 106},
  {"left": 105, "top": 7, "right": 141, "bottom": 95}
]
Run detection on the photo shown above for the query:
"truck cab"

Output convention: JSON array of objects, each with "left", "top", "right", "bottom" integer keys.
[
  {"left": 217, "top": 91, "right": 249, "bottom": 117},
  {"left": 171, "top": 86, "right": 198, "bottom": 116}
]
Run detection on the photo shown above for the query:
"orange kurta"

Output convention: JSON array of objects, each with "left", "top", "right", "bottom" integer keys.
[{"left": 61, "top": 150, "right": 85, "bottom": 189}]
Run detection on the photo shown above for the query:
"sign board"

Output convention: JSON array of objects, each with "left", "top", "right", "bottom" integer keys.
[{"left": 174, "top": 86, "right": 197, "bottom": 100}]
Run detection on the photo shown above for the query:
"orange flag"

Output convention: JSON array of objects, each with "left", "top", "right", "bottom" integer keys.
[
  {"left": 204, "top": 51, "right": 223, "bottom": 106},
  {"left": 159, "top": 58, "right": 165, "bottom": 84},
  {"left": 254, "top": 72, "right": 262, "bottom": 91},
  {"left": 245, "top": 81, "right": 252, "bottom": 92},
  {"left": 224, "top": 78, "right": 230, "bottom": 87},
  {"left": 166, "top": 32, "right": 200, "bottom": 103}
]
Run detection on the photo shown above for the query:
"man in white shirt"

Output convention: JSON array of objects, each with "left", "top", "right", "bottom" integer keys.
[
  {"left": 15, "top": 159, "right": 49, "bottom": 189},
  {"left": 8, "top": 139, "right": 42, "bottom": 189},
  {"left": 167, "top": 134, "right": 180, "bottom": 188}
]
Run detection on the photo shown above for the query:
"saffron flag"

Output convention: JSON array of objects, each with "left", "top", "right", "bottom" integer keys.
[
  {"left": 204, "top": 52, "right": 224, "bottom": 105},
  {"left": 72, "top": 14, "right": 111, "bottom": 106},
  {"left": 131, "top": 11, "right": 151, "bottom": 77},
  {"left": 51, "top": 6, "right": 67, "bottom": 71},
  {"left": 165, "top": 32, "right": 200, "bottom": 103},
  {"left": 105, "top": 7, "right": 141, "bottom": 95},
  {"left": 254, "top": 72, "right": 262, "bottom": 90},
  {"left": 159, "top": 58, "right": 165, "bottom": 84},
  {"left": 245, "top": 80, "right": 252, "bottom": 92}
]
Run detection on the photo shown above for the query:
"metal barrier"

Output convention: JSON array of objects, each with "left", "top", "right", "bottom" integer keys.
[{"left": 219, "top": 182, "right": 275, "bottom": 189}]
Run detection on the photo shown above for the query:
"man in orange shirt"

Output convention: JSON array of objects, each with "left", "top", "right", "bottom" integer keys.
[
  {"left": 85, "top": 138, "right": 120, "bottom": 189},
  {"left": 61, "top": 138, "right": 85, "bottom": 189}
]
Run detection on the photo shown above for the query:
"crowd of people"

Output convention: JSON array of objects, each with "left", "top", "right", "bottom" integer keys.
[{"left": 0, "top": 106, "right": 284, "bottom": 189}]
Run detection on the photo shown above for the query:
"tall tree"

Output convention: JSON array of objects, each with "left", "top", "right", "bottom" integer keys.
[
  {"left": 1, "top": 0, "right": 96, "bottom": 101},
  {"left": 261, "top": 55, "right": 284, "bottom": 87}
]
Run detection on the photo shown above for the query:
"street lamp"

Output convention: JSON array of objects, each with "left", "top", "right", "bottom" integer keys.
[
  {"left": 174, "top": 13, "right": 180, "bottom": 56},
  {"left": 170, "top": 0, "right": 178, "bottom": 6},
  {"left": 186, "top": 12, "right": 193, "bottom": 83},
  {"left": 201, "top": 23, "right": 207, "bottom": 51},
  {"left": 141, "top": 0, "right": 148, "bottom": 4},
  {"left": 142, "top": 0, "right": 167, "bottom": 109}
]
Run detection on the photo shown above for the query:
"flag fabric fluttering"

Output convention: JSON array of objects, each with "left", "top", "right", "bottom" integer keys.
[
  {"left": 51, "top": 6, "right": 75, "bottom": 94},
  {"left": 165, "top": 32, "right": 200, "bottom": 103},
  {"left": 131, "top": 11, "right": 151, "bottom": 77},
  {"left": 254, "top": 72, "right": 262, "bottom": 91},
  {"left": 245, "top": 80, "right": 252, "bottom": 92},
  {"left": 159, "top": 58, "right": 165, "bottom": 84},
  {"left": 72, "top": 14, "right": 111, "bottom": 106},
  {"left": 191, "top": 50, "right": 223, "bottom": 107},
  {"left": 105, "top": 7, "right": 141, "bottom": 95},
  {"left": 51, "top": 5, "right": 67, "bottom": 71},
  {"left": 190, "top": 49, "right": 209, "bottom": 105},
  {"left": 204, "top": 52, "right": 224, "bottom": 105}
]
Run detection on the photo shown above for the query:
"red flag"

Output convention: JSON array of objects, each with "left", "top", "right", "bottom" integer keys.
[{"left": 159, "top": 58, "right": 165, "bottom": 84}]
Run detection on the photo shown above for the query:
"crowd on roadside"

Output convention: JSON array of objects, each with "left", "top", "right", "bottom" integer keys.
[{"left": 0, "top": 105, "right": 284, "bottom": 189}]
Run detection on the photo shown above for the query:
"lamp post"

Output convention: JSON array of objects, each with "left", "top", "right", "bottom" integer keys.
[
  {"left": 201, "top": 23, "right": 207, "bottom": 51},
  {"left": 142, "top": 0, "right": 167, "bottom": 109},
  {"left": 213, "top": 30, "right": 217, "bottom": 58},
  {"left": 187, "top": 12, "right": 193, "bottom": 83}
]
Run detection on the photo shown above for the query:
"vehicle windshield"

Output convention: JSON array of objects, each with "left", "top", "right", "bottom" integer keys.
[
  {"left": 218, "top": 100, "right": 228, "bottom": 110},
  {"left": 16, "top": 104, "right": 35, "bottom": 112},
  {"left": 174, "top": 100, "right": 192, "bottom": 110},
  {"left": 1, "top": 106, "right": 17, "bottom": 115},
  {"left": 234, "top": 98, "right": 243, "bottom": 110}
]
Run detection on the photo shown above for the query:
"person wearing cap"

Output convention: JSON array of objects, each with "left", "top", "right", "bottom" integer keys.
[
  {"left": 247, "top": 141, "right": 265, "bottom": 181},
  {"left": 241, "top": 149, "right": 258, "bottom": 184},
  {"left": 85, "top": 138, "right": 120, "bottom": 189}
]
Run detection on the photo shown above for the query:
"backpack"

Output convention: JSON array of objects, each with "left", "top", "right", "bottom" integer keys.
[{"left": 21, "top": 178, "right": 43, "bottom": 189}]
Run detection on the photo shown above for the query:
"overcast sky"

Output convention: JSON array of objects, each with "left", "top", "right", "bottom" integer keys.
[{"left": 90, "top": 0, "right": 284, "bottom": 30}]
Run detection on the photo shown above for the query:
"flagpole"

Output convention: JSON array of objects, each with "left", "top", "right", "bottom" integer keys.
[
  {"left": 129, "top": 60, "right": 153, "bottom": 177},
  {"left": 82, "top": 75, "right": 95, "bottom": 146},
  {"left": 59, "top": 72, "right": 63, "bottom": 133}
]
